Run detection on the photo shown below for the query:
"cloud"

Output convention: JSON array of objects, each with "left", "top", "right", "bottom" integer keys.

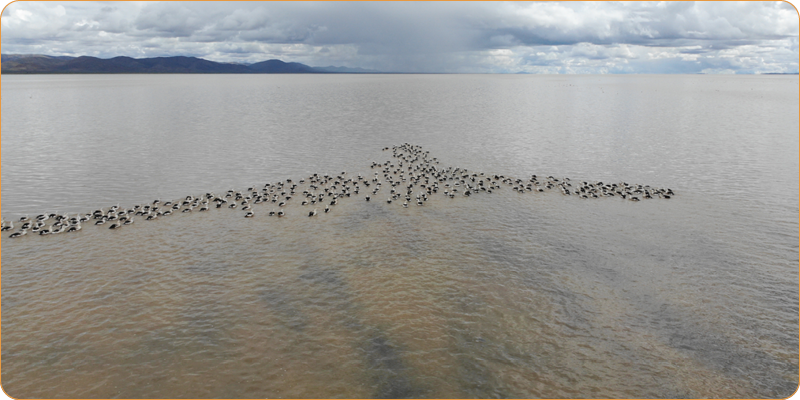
[
  {"left": 134, "top": 3, "right": 208, "bottom": 37},
  {"left": 1, "top": 1, "right": 797, "bottom": 73}
]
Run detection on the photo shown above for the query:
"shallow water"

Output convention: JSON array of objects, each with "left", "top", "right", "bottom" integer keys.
[{"left": 2, "top": 74, "right": 798, "bottom": 398}]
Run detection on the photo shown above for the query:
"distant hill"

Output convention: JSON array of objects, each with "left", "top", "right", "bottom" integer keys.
[
  {"left": 247, "top": 59, "right": 315, "bottom": 73},
  {"left": 1, "top": 54, "right": 381, "bottom": 74},
  {"left": 1, "top": 54, "right": 77, "bottom": 73}
]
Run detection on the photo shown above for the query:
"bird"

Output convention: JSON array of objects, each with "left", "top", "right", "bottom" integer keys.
[
  {"left": 9, "top": 143, "right": 674, "bottom": 243},
  {"left": 1, "top": 221, "right": 13, "bottom": 231}
]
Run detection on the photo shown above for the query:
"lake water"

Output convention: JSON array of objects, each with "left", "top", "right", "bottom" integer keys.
[{"left": 2, "top": 74, "right": 798, "bottom": 398}]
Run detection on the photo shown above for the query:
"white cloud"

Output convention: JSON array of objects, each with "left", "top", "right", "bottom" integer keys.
[{"left": 1, "top": 1, "right": 797, "bottom": 74}]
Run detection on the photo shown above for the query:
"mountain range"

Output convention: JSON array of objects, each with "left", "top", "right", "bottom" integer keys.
[{"left": 1, "top": 54, "right": 381, "bottom": 74}]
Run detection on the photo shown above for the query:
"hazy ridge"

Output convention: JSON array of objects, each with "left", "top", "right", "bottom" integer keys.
[{"left": 1, "top": 54, "right": 381, "bottom": 74}]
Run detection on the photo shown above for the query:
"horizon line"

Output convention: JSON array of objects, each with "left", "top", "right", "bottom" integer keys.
[{"left": 2, "top": 53, "right": 798, "bottom": 75}]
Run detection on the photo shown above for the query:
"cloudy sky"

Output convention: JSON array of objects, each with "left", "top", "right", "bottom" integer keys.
[{"left": 1, "top": 1, "right": 798, "bottom": 73}]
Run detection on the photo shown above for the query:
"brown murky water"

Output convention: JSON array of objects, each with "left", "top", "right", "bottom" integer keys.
[{"left": 2, "top": 74, "right": 798, "bottom": 398}]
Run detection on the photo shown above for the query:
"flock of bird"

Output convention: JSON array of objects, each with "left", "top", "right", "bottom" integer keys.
[{"left": 3, "top": 143, "right": 674, "bottom": 239}]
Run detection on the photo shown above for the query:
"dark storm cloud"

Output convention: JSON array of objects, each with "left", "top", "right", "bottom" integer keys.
[{"left": 1, "top": 1, "right": 797, "bottom": 73}]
